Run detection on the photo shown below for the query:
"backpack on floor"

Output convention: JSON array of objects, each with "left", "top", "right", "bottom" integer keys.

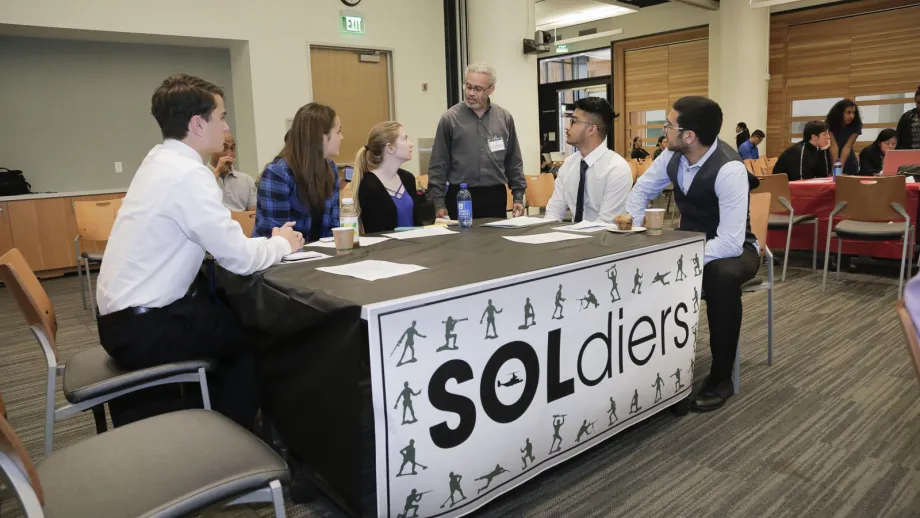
[{"left": 0, "top": 168, "right": 32, "bottom": 196}]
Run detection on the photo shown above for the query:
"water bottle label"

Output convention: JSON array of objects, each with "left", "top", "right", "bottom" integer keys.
[
  {"left": 341, "top": 216, "right": 360, "bottom": 243},
  {"left": 458, "top": 201, "right": 473, "bottom": 222}
]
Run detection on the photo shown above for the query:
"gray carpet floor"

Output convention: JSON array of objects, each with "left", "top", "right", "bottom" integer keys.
[{"left": 2, "top": 255, "right": 920, "bottom": 517}]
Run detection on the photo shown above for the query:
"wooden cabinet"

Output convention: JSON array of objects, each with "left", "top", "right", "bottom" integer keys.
[
  {"left": 0, "top": 203, "right": 13, "bottom": 258},
  {"left": 2, "top": 192, "right": 125, "bottom": 276}
]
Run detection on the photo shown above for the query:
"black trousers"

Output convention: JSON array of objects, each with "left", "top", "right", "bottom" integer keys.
[
  {"left": 96, "top": 279, "right": 258, "bottom": 429},
  {"left": 445, "top": 184, "right": 509, "bottom": 220},
  {"left": 702, "top": 245, "right": 760, "bottom": 383}
]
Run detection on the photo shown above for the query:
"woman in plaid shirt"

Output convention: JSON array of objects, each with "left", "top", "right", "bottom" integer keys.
[{"left": 254, "top": 103, "right": 343, "bottom": 240}]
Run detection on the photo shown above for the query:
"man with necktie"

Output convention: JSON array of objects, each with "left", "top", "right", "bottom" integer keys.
[{"left": 544, "top": 97, "right": 632, "bottom": 223}]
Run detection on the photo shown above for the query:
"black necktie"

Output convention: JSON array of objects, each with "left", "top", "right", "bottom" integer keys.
[{"left": 574, "top": 159, "right": 588, "bottom": 223}]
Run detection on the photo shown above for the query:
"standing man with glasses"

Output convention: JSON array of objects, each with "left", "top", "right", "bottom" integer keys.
[
  {"left": 543, "top": 97, "right": 632, "bottom": 223},
  {"left": 428, "top": 63, "right": 526, "bottom": 220},
  {"left": 625, "top": 96, "right": 760, "bottom": 413}
]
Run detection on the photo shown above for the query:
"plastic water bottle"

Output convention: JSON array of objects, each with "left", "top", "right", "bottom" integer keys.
[
  {"left": 457, "top": 184, "right": 473, "bottom": 228},
  {"left": 833, "top": 159, "right": 843, "bottom": 179},
  {"left": 340, "top": 197, "right": 360, "bottom": 247}
]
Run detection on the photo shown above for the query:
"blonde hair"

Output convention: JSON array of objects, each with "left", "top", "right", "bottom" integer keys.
[{"left": 352, "top": 121, "right": 403, "bottom": 215}]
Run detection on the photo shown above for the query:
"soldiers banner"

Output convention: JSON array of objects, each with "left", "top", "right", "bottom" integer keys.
[{"left": 367, "top": 238, "right": 705, "bottom": 518}]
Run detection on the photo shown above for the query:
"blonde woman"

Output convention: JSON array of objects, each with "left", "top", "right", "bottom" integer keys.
[{"left": 354, "top": 122, "right": 425, "bottom": 233}]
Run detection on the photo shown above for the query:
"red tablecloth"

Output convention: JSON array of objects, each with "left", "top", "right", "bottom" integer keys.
[{"left": 766, "top": 178, "right": 920, "bottom": 259}]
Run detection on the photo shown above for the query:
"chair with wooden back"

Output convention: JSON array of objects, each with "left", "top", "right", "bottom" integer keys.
[
  {"left": 0, "top": 248, "right": 213, "bottom": 458},
  {"left": 635, "top": 158, "right": 653, "bottom": 177},
  {"left": 231, "top": 210, "right": 256, "bottom": 237},
  {"left": 822, "top": 176, "right": 912, "bottom": 297},
  {"left": 0, "top": 386, "right": 289, "bottom": 517},
  {"left": 72, "top": 199, "right": 122, "bottom": 314},
  {"left": 417, "top": 174, "right": 429, "bottom": 190},
  {"left": 524, "top": 174, "right": 555, "bottom": 211},
  {"left": 896, "top": 299, "right": 920, "bottom": 387},
  {"left": 751, "top": 174, "right": 818, "bottom": 281},
  {"left": 765, "top": 156, "right": 778, "bottom": 175},
  {"left": 628, "top": 160, "right": 639, "bottom": 183},
  {"left": 734, "top": 192, "right": 775, "bottom": 395}
]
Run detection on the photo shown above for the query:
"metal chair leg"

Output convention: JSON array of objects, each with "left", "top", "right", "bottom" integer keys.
[
  {"left": 270, "top": 480, "right": 287, "bottom": 518},
  {"left": 782, "top": 220, "right": 792, "bottom": 282},
  {"left": 812, "top": 220, "right": 819, "bottom": 272},
  {"left": 822, "top": 226, "right": 834, "bottom": 293},
  {"left": 767, "top": 248, "right": 774, "bottom": 366},
  {"left": 75, "top": 238, "right": 87, "bottom": 309},
  {"left": 898, "top": 224, "right": 911, "bottom": 299},
  {"left": 85, "top": 260, "right": 97, "bottom": 318},
  {"left": 836, "top": 237, "right": 842, "bottom": 281},
  {"left": 44, "top": 367, "right": 56, "bottom": 457},
  {"left": 91, "top": 405, "right": 108, "bottom": 434},
  {"left": 198, "top": 367, "right": 212, "bottom": 410}
]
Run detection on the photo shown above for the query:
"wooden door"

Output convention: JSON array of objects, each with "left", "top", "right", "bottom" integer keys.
[
  {"left": 7, "top": 200, "right": 43, "bottom": 271},
  {"left": 34, "top": 198, "right": 78, "bottom": 270},
  {"left": 0, "top": 203, "right": 13, "bottom": 258},
  {"left": 310, "top": 47, "right": 392, "bottom": 166}
]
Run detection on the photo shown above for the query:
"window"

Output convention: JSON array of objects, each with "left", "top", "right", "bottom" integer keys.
[
  {"left": 791, "top": 98, "right": 839, "bottom": 118},
  {"left": 539, "top": 49, "right": 611, "bottom": 84}
]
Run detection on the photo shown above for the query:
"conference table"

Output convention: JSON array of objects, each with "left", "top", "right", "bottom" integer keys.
[
  {"left": 216, "top": 222, "right": 705, "bottom": 518},
  {"left": 767, "top": 178, "right": 920, "bottom": 259}
]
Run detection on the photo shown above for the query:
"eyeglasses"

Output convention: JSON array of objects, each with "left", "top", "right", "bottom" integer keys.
[
  {"left": 464, "top": 83, "right": 493, "bottom": 94},
  {"left": 567, "top": 118, "right": 594, "bottom": 128},
  {"left": 663, "top": 121, "right": 684, "bottom": 132}
]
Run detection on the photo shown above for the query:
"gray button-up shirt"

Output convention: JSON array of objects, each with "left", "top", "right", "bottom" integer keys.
[
  {"left": 428, "top": 101, "right": 526, "bottom": 210},
  {"left": 208, "top": 164, "right": 257, "bottom": 212}
]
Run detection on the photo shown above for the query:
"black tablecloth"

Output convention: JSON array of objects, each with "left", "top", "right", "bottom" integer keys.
[{"left": 214, "top": 221, "right": 700, "bottom": 515}]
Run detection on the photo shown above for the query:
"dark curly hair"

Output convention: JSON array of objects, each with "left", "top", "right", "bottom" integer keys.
[{"left": 826, "top": 99, "right": 862, "bottom": 132}]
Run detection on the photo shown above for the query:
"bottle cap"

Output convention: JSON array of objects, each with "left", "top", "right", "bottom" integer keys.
[
  {"left": 460, "top": 183, "right": 468, "bottom": 189},
  {"left": 343, "top": 198, "right": 354, "bottom": 204}
]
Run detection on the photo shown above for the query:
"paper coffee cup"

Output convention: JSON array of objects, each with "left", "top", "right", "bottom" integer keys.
[
  {"left": 645, "top": 208, "right": 665, "bottom": 236},
  {"left": 332, "top": 227, "right": 355, "bottom": 250}
]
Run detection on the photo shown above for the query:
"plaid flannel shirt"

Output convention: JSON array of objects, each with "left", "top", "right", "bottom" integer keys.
[{"left": 253, "top": 157, "right": 340, "bottom": 239}]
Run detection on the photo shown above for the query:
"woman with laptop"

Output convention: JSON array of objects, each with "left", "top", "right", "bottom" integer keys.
[{"left": 858, "top": 129, "right": 897, "bottom": 176}]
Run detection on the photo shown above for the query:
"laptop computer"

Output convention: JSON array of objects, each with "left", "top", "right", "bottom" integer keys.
[{"left": 881, "top": 149, "right": 920, "bottom": 176}]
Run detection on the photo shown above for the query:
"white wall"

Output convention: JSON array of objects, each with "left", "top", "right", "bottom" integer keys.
[
  {"left": 0, "top": 0, "right": 447, "bottom": 179},
  {"left": 467, "top": 0, "right": 540, "bottom": 177},
  {"left": 0, "top": 36, "right": 236, "bottom": 192}
]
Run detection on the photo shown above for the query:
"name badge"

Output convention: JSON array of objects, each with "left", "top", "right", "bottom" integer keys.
[{"left": 488, "top": 136, "right": 505, "bottom": 153}]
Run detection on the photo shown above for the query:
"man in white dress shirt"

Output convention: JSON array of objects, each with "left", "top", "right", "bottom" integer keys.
[
  {"left": 96, "top": 74, "right": 304, "bottom": 428},
  {"left": 544, "top": 97, "right": 632, "bottom": 223},
  {"left": 625, "top": 96, "right": 759, "bottom": 413},
  {"left": 208, "top": 132, "right": 257, "bottom": 212}
]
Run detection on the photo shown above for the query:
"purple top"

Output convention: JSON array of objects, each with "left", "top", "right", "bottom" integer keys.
[{"left": 390, "top": 184, "right": 415, "bottom": 228}]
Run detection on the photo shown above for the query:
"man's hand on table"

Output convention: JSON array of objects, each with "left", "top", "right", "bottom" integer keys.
[
  {"left": 512, "top": 203, "right": 525, "bottom": 218},
  {"left": 436, "top": 208, "right": 449, "bottom": 219},
  {"left": 273, "top": 221, "right": 304, "bottom": 252}
]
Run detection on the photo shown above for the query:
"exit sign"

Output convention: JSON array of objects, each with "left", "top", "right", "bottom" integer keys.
[
  {"left": 341, "top": 12, "right": 365, "bottom": 34},
  {"left": 556, "top": 44, "right": 568, "bottom": 53}
]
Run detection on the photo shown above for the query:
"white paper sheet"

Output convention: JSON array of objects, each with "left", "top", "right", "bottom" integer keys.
[
  {"left": 481, "top": 216, "right": 554, "bottom": 228},
  {"left": 281, "top": 250, "right": 331, "bottom": 263},
  {"left": 552, "top": 220, "right": 616, "bottom": 233},
  {"left": 316, "top": 260, "right": 428, "bottom": 281},
  {"left": 306, "top": 236, "right": 391, "bottom": 248},
  {"left": 382, "top": 226, "right": 457, "bottom": 240},
  {"left": 503, "top": 232, "right": 592, "bottom": 245}
]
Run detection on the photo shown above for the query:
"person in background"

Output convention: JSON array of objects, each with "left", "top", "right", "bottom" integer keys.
[
  {"left": 653, "top": 135, "right": 668, "bottom": 159},
  {"left": 738, "top": 130, "right": 765, "bottom": 161},
  {"left": 95, "top": 74, "right": 303, "bottom": 429},
  {"left": 827, "top": 99, "right": 863, "bottom": 174},
  {"left": 428, "top": 63, "right": 526, "bottom": 220},
  {"left": 354, "top": 121, "right": 426, "bottom": 233},
  {"left": 735, "top": 122, "right": 751, "bottom": 150},
  {"left": 773, "top": 120, "right": 831, "bottom": 181},
  {"left": 208, "top": 132, "right": 256, "bottom": 211},
  {"left": 896, "top": 86, "right": 920, "bottom": 150},
  {"left": 254, "top": 103, "right": 342, "bottom": 240},
  {"left": 543, "top": 97, "right": 632, "bottom": 223},
  {"left": 858, "top": 129, "right": 897, "bottom": 176},
  {"left": 630, "top": 136, "right": 650, "bottom": 160},
  {"left": 625, "top": 96, "right": 759, "bottom": 412}
]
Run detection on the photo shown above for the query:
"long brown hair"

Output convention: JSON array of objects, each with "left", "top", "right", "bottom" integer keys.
[
  {"left": 282, "top": 103, "right": 337, "bottom": 209},
  {"left": 352, "top": 121, "right": 403, "bottom": 214}
]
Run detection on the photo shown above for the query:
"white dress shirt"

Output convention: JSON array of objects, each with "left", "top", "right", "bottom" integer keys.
[
  {"left": 544, "top": 141, "right": 633, "bottom": 223},
  {"left": 624, "top": 143, "right": 758, "bottom": 265},
  {"left": 97, "top": 139, "right": 291, "bottom": 315}
]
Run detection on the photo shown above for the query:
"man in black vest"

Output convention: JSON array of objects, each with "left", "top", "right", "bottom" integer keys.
[{"left": 625, "top": 96, "right": 760, "bottom": 411}]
